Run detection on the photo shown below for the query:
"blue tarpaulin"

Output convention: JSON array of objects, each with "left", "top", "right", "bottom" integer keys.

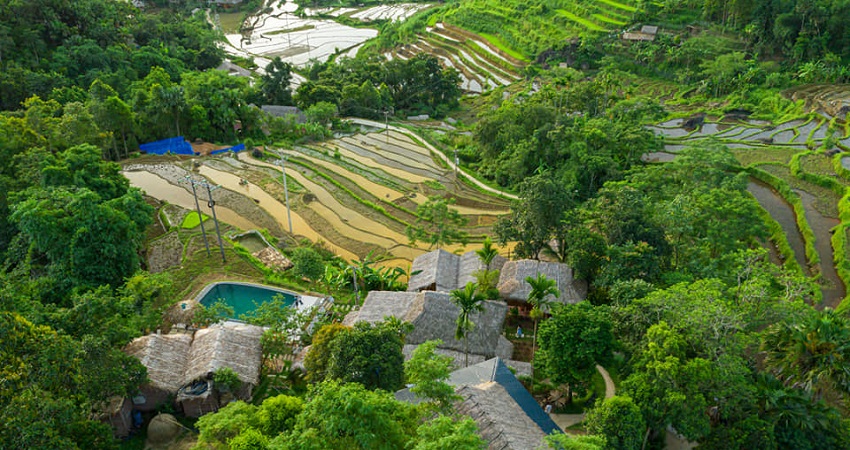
[
  {"left": 210, "top": 143, "right": 246, "bottom": 155},
  {"left": 139, "top": 136, "right": 194, "bottom": 155}
]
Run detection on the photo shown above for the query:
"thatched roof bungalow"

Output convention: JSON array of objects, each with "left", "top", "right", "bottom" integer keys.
[
  {"left": 124, "top": 333, "right": 192, "bottom": 412},
  {"left": 184, "top": 322, "right": 264, "bottom": 388},
  {"left": 497, "top": 260, "right": 586, "bottom": 305},
  {"left": 407, "top": 249, "right": 507, "bottom": 293},
  {"left": 344, "top": 291, "right": 512, "bottom": 361},
  {"left": 396, "top": 358, "right": 561, "bottom": 450},
  {"left": 124, "top": 322, "right": 264, "bottom": 415}
]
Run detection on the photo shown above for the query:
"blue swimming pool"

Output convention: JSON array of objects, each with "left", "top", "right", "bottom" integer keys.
[{"left": 197, "top": 282, "right": 298, "bottom": 318}]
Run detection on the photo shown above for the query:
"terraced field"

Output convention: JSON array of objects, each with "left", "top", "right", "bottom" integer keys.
[
  {"left": 385, "top": 23, "right": 525, "bottom": 93},
  {"left": 125, "top": 125, "right": 512, "bottom": 267},
  {"left": 437, "top": 0, "right": 641, "bottom": 59},
  {"left": 647, "top": 113, "right": 850, "bottom": 308}
]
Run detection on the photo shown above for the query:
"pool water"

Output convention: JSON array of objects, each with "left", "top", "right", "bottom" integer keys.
[{"left": 198, "top": 282, "right": 297, "bottom": 318}]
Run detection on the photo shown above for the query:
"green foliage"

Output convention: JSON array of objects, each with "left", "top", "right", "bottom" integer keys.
[
  {"left": 450, "top": 282, "right": 486, "bottom": 367},
  {"left": 404, "top": 340, "right": 460, "bottom": 413},
  {"left": 295, "top": 54, "right": 460, "bottom": 119},
  {"left": 213, "top": 367, "right": 242, "bottom": 392},
  {"left": 193, "top": 299, "right": 235, "bottom": 327},
  {"left": 228, "top": 428, "right": 270, "bottom": 450},
  {"left": 408, "top": 416, "right": 486, "bottom": 450},
  {"left": 289, "top": 247, "right": 325, "bottom": 281},
  {"left": 256, "top": 395, "right": 304, "bottom": 437},
  {"left": 196, "top": 401, "right": 260, "bottom": 448},
  {"left": 303, "top": 323, "right": 348, "bottom": 383},
  {"left": 0, "top": 312, "right": 140, "bottom": 449},
  {"left": 281, "top": 380, "right": 418, "bottom": 450},
  {"left": 326, "top": 321, "right": 406, "bottom": 391},
  {"left": 584, "top": 396, "right": 645, "bottom": 450},
  {"left": 761, "top": 308, "right": 850, "bottom": 399},
  {"left": 407, "top": 196, "right": 469, "bottom": 249},
  {"left": 543, "top": 433, "right": 608, "bottom": 450},
  {"left": 536, "top": 302, "right": 614, "bottom": 400}
]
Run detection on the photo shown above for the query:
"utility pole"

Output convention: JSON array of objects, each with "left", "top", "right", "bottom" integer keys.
[
  {"left": 454, "top": 147, "right": 459, "bottom": 177},
  {"left": 350, "top": 265, "right": 360, "bottom": 306},
  {"left": 384, "top": 108, "right": 390, "bottom": 144},
  {"left": 183, "top": 176, "right": 211, "bottom": 257},
  {"left": 274, "top": 156, "right": 294, "bottom": 234},
  {"left": 202, "top": 182, "right": 227, "bottom": 263}
]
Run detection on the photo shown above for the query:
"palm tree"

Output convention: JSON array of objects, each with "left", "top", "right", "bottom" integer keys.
[
  {"left": 450, "top": 282, "right": 486, "bottom": 367},
  {"left": 526, "top": 273, "right": 559, "bottom": 381},
  {"left": 761, "top": 308, "right": 850, "bottom": 400},
  {"left": 475, "top": 236, "right": 499, "bottom": 270}
]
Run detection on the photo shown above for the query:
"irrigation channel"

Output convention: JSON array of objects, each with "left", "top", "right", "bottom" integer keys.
[
  {"left": 125, "top": 128, "right": 512, "bottom": 267},
  {"left": 648, "top": 113, "right": 849, "bottom": 307}
]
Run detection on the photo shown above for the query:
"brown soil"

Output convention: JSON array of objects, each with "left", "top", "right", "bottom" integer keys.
[{"left": 147, "top": 231, "right": 184, "bottom": 273}]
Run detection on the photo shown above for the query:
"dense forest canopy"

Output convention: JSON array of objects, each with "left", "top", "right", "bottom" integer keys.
[{"left": 2, "top": 0, "right": 850, "bottom": 448}]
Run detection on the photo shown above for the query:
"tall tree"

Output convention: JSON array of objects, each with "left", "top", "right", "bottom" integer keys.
[
  {"left": 407, "top": 196, "right": 468, "bottom": 249},
  {"left": 526, "top": 273, "right": 559, "bottom": 381},
  {"left": 584, "top": 396, "right": 645, "bottom": 450},
  {"left": 475, "top": 236, "right": 499, "bottom": 270},
  {"left": 536, "top": 302, "right": 613, "bottom": 403},
  {"left": 761, "top": 308, "right": 850, "bottom": 400},
  {"left": 260, "top": 57, "right": 294, "bottom": 105},
  {"left": 450, "top": 282, "right": 486, "bottom": 367},
  {"left": 404, "top": 340, "right": 460, "bottom": 413},
  {"left": 326, "top": 321, "right": 406, "bottom": 391}
]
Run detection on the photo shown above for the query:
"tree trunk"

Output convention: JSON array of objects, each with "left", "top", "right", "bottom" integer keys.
[
  {"left": 531, "top": 318, "right": 538, "bottom": 382},
  {"left": 566, "top": 384, "right": 572, "bottom": 405},
  {"left": 464, "top": 335, "right": 469, "bottom": 367}
]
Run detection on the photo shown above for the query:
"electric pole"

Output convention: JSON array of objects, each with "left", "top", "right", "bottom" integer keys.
[
  {"left": 202, "top": 182, "right": 227, "bottom": 263},
  {"left": 183, "top": 176, "right": 211, "bottom": 257},
  {"left": 273, "top": 156, "right": 294, "bottom": 234}
]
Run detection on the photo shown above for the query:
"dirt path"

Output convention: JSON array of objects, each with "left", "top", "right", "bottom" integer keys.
[
  {"left": 346, "top": 118, "right": 519, "bottom": 200},
  {"left": 549, "top": 365, "right": 615, "bottom": 431}
]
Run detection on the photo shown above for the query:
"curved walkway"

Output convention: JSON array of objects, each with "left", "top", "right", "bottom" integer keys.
[
  {"left": 550, "top": 364, "right": 615, "bottom": 430},
  {"left": 344, "top": 117, "right": 519, "bottom": 200}
]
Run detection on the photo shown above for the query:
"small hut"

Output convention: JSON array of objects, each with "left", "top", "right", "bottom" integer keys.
[
  {"left": 622, "top": 25, "right": 659, "bottom": 41},
  {"left": 497, "top": 260, "right": 586, "bottom": 305},
  {"left": 396, "top": 358, "right": 561, "bottom": 450},
  {"left": 125, "top": 322, "right": 264, "bottom": 418},
  {"left": 407, "top": 249, "right": 506, "bottom": 293},
  {"left": 344, "top": 291, "right": 512, "bottom": 362},
  {"left": 179, "top": 322, "right": 264, "bottom": 416},
  {"left": 124, "top": 333, "right": 192, "bottom": 412}
]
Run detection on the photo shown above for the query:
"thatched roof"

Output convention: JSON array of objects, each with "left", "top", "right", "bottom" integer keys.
[
  {"left": 407, "top": 249, "right": 459, "bottom": 292},
  {"left": 456, "top": 382, "right": 549, "bottom": 450},
  {"left": 497, "top": 260, "right": 586, "bottom": 304},
  {"left": 125, "top": 322, "right": 264, "bottom": 395},
  {"left": 345, "top": 291, "right": 510, "bottom": 359},
  {"left": 397, "top": 357, "right": 560, "bottom": 450},
  {"left": 408, "top": 249, "right": 507, "bottom": 293},
  {"left": 124, "top": 333, "right": 192, "bottom": 393},
  {"left": 184, "top": 322, "right": 264, "bottom": 386}
]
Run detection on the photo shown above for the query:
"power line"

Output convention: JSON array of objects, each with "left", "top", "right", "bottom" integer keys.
[
  {"left": 181, "top": 175, "right": 211, "bottom": 257},
  {"left": 183, "top": 176, "right": 226, "bottom": 263}
]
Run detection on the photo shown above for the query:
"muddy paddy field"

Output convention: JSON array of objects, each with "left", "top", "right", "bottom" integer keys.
[
  {"left": 125, "top": 127, "right": 512, "bottom": 274},
  {"left": 647, "top": 95, "right": 850, "bottom": 308}
]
